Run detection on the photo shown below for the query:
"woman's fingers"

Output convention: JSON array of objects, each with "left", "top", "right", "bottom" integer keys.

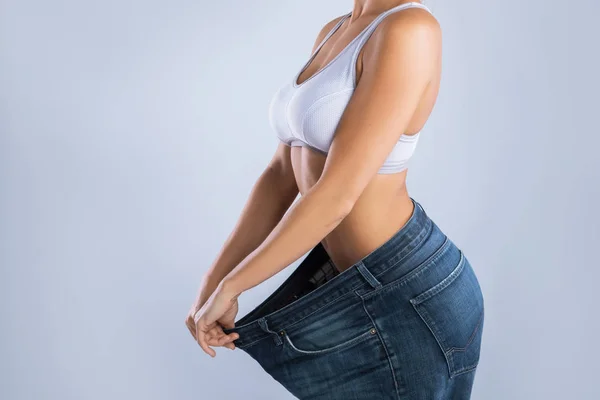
[
  {"left": 195, "top": 319, "right": 216, "bottom": 357},
  {"left": 223, "top": 342, "right": 235, "bottom": 350},
  {"left": 223, "top": 332, "right": 239, "bottom": 344},
  {"left": 215, "top": 332, "right": 239, "bottom": 347},
  {"left": 189, "top": 314, "right": 239, "bottom": 354},
  {"left": 206, "top": 324, "right": 239, "bottom": 348}
]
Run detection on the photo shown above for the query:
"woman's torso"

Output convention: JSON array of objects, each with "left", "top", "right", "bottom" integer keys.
[{"left": 277, "top": 2, "right": 441, "bottom": 272}]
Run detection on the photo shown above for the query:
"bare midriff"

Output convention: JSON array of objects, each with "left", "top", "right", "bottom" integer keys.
[{"left": 290, "top": 147, "right": 416, "bottom": 273}]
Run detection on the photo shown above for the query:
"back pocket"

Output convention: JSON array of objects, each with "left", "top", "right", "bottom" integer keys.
[{"left": 409, "top": 250, "right": 484, "bottom": 378}]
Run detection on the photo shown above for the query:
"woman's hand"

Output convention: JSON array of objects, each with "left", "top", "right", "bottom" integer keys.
[
  {"left": 185, "top": 280, "right": 240, "bottom": 354},
  {"left": 190, "top": 281, "right": 241, "bottom": 357}
]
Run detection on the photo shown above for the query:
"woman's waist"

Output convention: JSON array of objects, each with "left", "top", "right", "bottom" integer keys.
[
  {"left": 223, "top": 199, "right": 450, "bottom": 347},
  {"left": 278, "top": 218, "right": 454, "bottom": 334},
  {"left": 323, "top": 193, "right": 417, "bottom": 272},
  {"left": 225, "top": 199, "right": 448, "bottom": 344}
]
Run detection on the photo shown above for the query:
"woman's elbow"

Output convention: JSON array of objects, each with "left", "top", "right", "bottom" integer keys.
[
  {"left": 313, "top": 180, "right": 358, "bottom": 219},
  {"left": 337, "top": 196, "right": 356, "bottom": 218}
]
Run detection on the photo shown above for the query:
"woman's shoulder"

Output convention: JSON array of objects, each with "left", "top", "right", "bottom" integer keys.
[{"left": 376, "top": 5, "right": 440, "bottom": 37}]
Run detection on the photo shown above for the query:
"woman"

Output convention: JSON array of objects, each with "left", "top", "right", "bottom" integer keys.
[{"left": 186, "top": 1, "right": 485, "bottom": 399}]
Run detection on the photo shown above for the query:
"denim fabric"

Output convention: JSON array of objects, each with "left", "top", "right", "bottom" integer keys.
[{"left": 223, "top": 198, "right": 485, "bottom": 399}]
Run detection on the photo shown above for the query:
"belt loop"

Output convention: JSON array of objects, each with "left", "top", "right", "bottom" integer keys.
[
  {"left": 356, "top": 261, "right": 382, "bottom": 289},
  {"left": 257, "top": 317, "right": 283, "bottom": 346}
]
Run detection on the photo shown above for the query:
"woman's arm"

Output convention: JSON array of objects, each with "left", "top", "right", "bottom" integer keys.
[
  {"left": 221, "top": 10, "right": 441, "bottom": 297},
  {"left": 187, "top": 16, "right": 351, "bottom": 345},
  {"left": 196, "top": 14, "right": 350, "bottom": 300},
  {"left": 195, "top": 144, "right": 298, "bottom": 305}
]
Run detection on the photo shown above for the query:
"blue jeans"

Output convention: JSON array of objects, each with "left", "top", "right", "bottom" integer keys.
[{"left": 223, "top": 198, "right": 485, "bottom": 399}]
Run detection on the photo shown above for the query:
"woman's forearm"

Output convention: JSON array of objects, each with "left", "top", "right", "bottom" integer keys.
[
  {"left": 200, "top": 165, "right": 298, "bottom": 301},
  {"left": 222, "top": 180, "right": 353, "bottom": 296}
]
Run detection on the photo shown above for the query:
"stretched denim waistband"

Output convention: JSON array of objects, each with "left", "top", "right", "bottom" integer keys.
[{"left": 223, "top": 197, "right": 434, "bottom": 348}]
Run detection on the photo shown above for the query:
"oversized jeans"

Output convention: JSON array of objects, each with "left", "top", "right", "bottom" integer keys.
[{"left": 223, "top": 198, "right": 485, "bottom": 399}]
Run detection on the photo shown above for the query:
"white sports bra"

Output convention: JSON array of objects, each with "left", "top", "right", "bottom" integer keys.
[{"left": 268, "top": 2, "right": 432, "bottom": 174}]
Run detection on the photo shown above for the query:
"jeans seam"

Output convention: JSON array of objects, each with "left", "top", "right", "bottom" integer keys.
[
  {"left": 235, "top": 335, "right": 269, "bottom": 350},
  {"left": 371, "top": 218, "right": 435, "bottom": 281},
  {"left": 411, "top": 303, "right": 455, "bottom": 378},
  {"left": 360, "top": 297, "right": 402, "bottom": 399},
  {"left": 408, "top": 252, "right": 481, "bottom": 379},
  {"left": 451, "top": 364, "right": 478, "bottom": 378}
]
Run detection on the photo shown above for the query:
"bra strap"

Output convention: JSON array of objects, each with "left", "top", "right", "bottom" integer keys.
[
  {"left": 295, "top": 13, "right": 352, "bottom": 85},
  {"left": 311, "top": 13, "right": 352, "bottom": 57}
]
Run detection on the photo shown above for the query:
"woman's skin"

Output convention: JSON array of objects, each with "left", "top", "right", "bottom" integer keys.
[{"left": 186, "top": 0, "right": 442, "bottom": 357}]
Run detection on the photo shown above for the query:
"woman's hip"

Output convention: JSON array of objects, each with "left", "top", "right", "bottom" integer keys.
[{"left": 222, "top": 198, "right": 484, "bottom": 397}]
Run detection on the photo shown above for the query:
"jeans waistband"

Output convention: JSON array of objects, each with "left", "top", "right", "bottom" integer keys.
[{"left": 223, "top": 197, "right": 433, "bottom": 348}]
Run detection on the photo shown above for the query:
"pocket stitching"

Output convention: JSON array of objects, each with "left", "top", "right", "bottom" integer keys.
[
  {"left": 410, "top": 302, "right": 456, "bottom": 377},
  {"left": 452, "top": 363, "right": 478, "bottom": 377},
  {"left": 234, "top": 335, "right": 269, "bottom": 350},
  {"left": 412, "top": 305, "right": 483, "bottom": 377},
  {"left": 283, "top": 327, "right": 375, "bottom": 355},
  {"left": 280, "top": 289, "right": 358, "bottom": 332},
  {"left": 409, "top": 251, "right": 483, "bottom": 378},
  {"left": 410, "top": 250, "right": 465, "bottom": 306},
  {"left": 448, "top": 308, "right": 484, "bottom": 353}
]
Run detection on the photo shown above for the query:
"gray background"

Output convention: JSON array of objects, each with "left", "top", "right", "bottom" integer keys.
[{"left": 1, "top": 0, "right": 598, "bottom": 399}]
